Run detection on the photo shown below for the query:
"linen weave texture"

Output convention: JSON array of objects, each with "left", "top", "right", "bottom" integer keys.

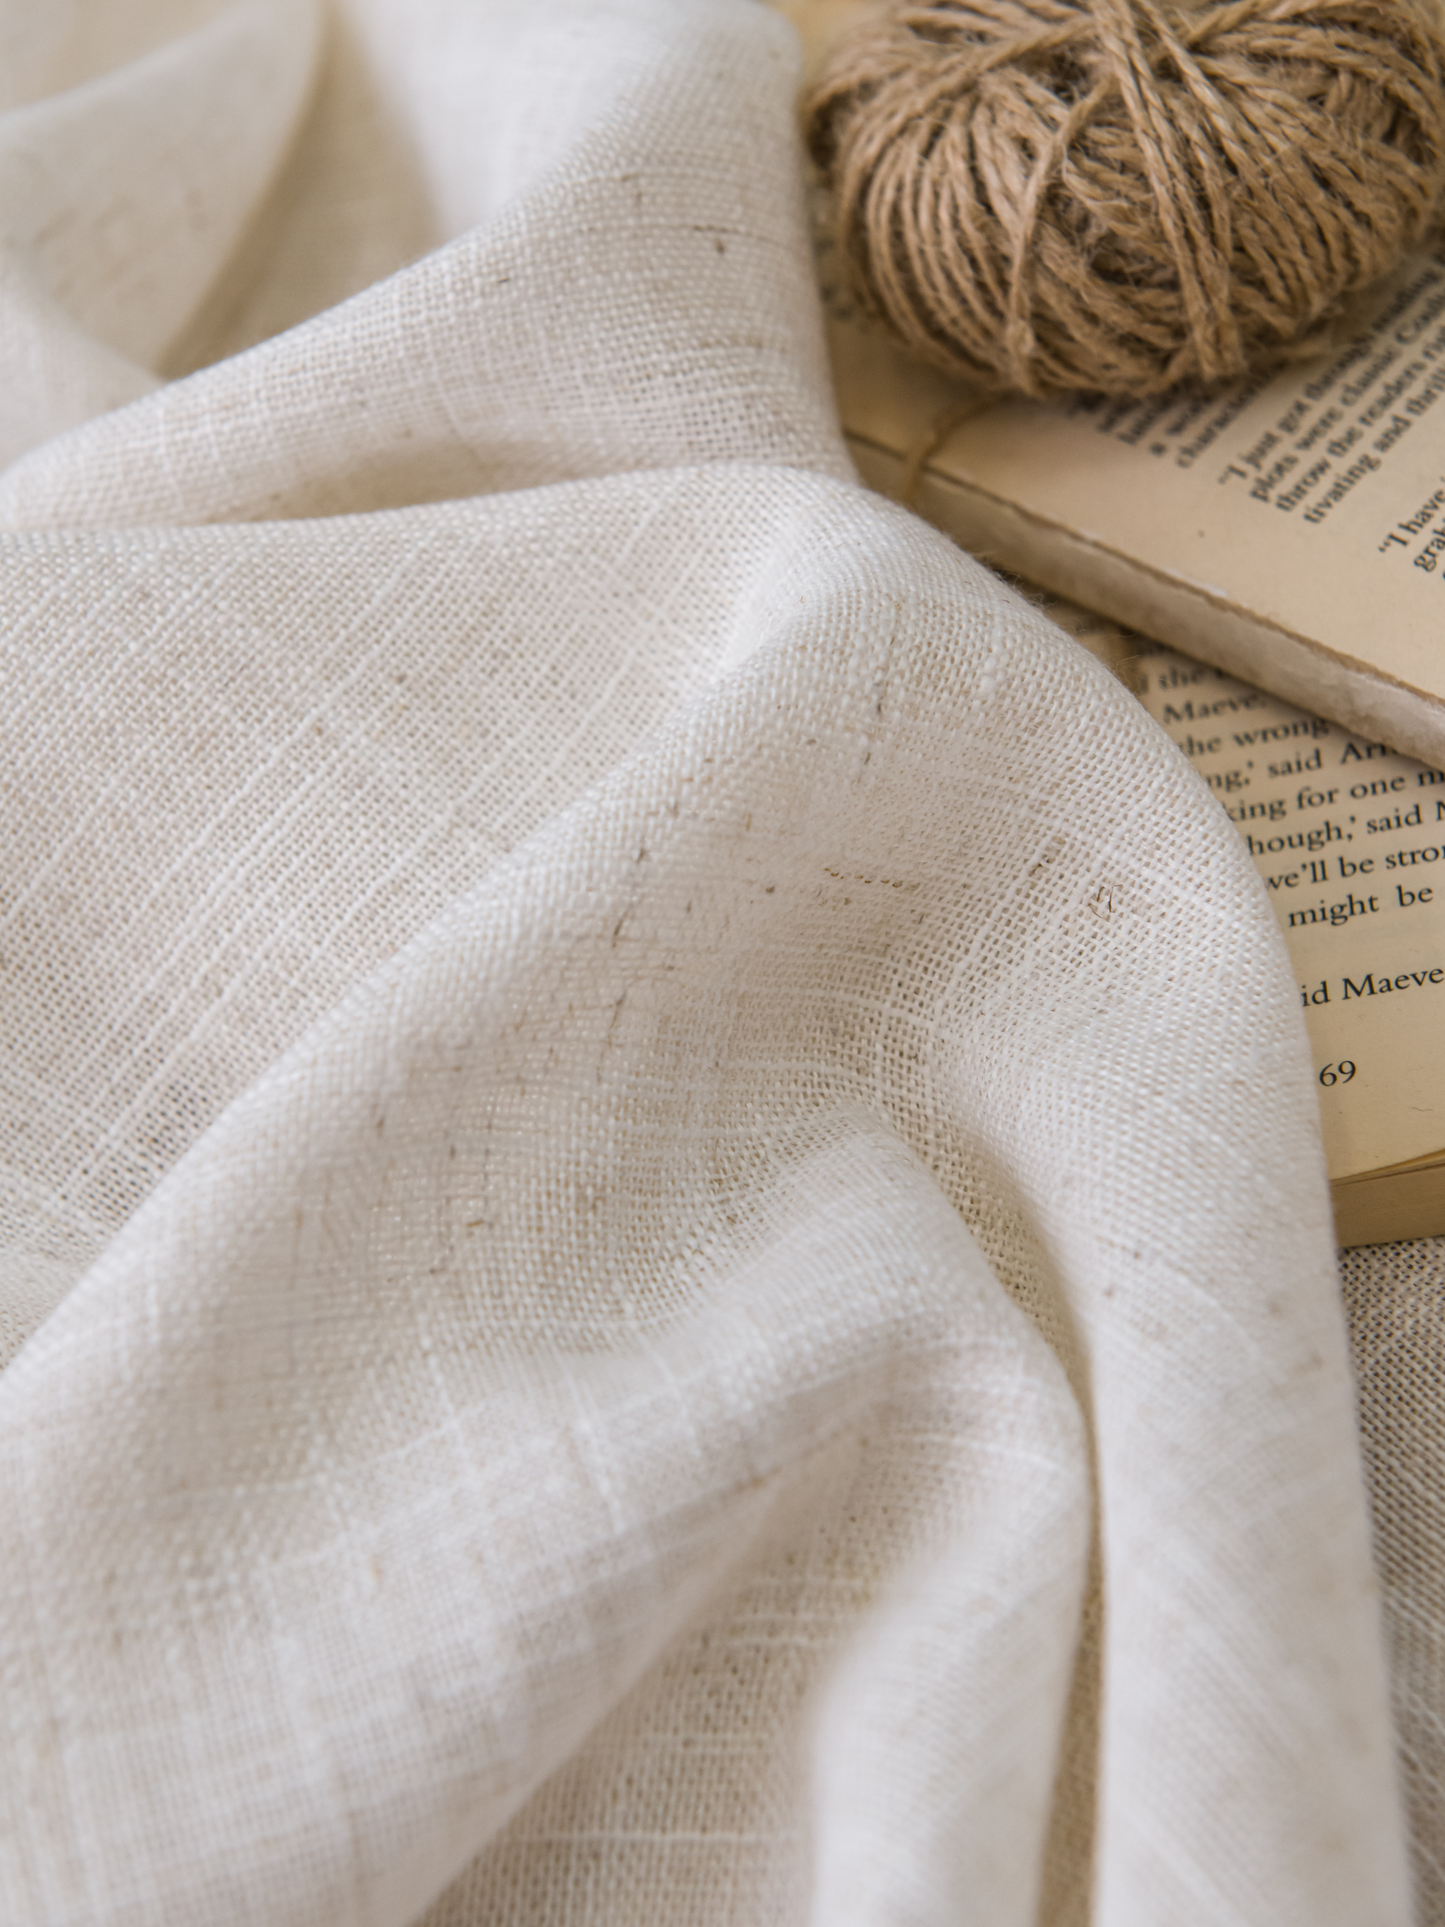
[{"left": 0, "top": 2, "right": 1429, "bottom": 1924}]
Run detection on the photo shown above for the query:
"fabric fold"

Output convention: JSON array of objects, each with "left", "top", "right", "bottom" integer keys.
[
  {"left": 0, "top": 0, "right": 845, "bottom": 527},
  {"left": 0, "top": 1, "right": 1414, "bottom": 1923},
  {"left": 0, "top": 0, "right": 321, "bottom": 462}
]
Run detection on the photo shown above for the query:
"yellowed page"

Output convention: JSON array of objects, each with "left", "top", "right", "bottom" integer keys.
[
  {"left": 1135, "top": 647, "right": 1445, "bottom": 1180},
  {"left": 926, "top": 255, "right": 1445, "bottom": 697}
]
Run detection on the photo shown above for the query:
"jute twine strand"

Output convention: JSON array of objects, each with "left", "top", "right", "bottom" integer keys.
[{"left": 805, "top": 0, "right": 1445, "bottom": 397}]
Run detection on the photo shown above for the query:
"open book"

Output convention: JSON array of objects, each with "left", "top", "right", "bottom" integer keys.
[{"left": 820, "top": 233, "right": 1445, "bottom": 772}]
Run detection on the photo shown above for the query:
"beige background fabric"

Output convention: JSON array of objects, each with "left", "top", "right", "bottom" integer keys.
[
  {"left": 1342, "top": 1236, "right": 1445, "bottom": 1924},
  {"left": 0, "top": 2, "right": 1425, "bottom": 1923}
]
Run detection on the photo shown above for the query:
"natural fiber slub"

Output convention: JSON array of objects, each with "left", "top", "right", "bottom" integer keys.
[{"left": 805, "top": 0, "right": 1445, "bottom": 397}]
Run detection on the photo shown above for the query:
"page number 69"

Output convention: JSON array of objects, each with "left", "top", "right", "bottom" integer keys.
[{"left": 1318, "top": 1061, "right": 1356, "bottom": 1087}]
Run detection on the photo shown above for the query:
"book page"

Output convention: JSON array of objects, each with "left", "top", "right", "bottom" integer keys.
[
  {"left": 1132, "top": 646, "right": 1445, "bottom": 1180},
  {"left": 908, "top": 255, "right": 1445, "bottom": 711}
]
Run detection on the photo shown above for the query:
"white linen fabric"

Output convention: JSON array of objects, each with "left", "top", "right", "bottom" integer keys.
[{"left": 0, "top": 1, "right": 1421, "bottom": 1923}]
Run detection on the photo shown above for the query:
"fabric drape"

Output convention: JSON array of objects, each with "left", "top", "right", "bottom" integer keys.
[{"left": 0, "top": 2, "right": 1424, "bottom": 1923}]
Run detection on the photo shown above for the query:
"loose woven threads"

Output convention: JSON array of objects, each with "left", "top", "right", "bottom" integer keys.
[{"left": 805, "top": 0, "right": 1445, "bottom": 397}]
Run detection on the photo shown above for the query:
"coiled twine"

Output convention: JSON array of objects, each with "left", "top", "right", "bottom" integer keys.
[{"left": 805, "top": 0, "right": 1445, "bottom": 397}]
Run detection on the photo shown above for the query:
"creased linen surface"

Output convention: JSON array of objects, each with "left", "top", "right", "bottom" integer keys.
[{"left": 0, "top": 1, "right": 1422, "bottom": 1923}]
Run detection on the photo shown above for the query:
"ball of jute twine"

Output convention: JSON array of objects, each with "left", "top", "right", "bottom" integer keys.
[{"left": 805, "top": 0, "right": 1445, "bottom": 398}]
